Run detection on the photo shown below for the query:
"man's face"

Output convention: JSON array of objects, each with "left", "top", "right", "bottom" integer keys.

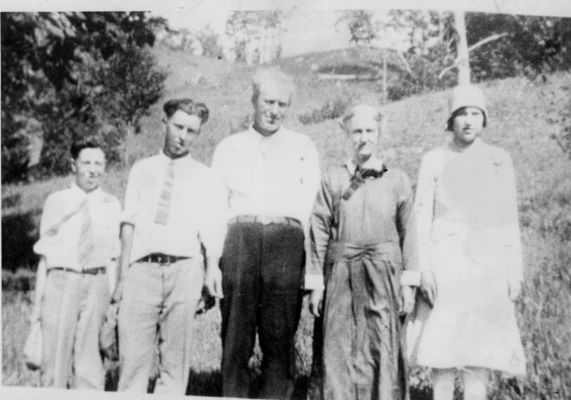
[
  {"left": 71, "top": 147, "right": 106, "bottom": 192},
  {"left": 252, "top": 81, "right": 291, "bottom": 136},
  {"left": 163, "top": 110, "right": 202, "bottom": 158}
]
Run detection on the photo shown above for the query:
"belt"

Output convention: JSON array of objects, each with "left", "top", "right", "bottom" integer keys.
[
  {"left": 137, "top": 253, "right": 189, "bottom": 264},
  {"left": 48, "top": 266, "right": 106, "bottom": 275},
  {"left": 229, "top": 215, "right": 302, "bottom": 229}
]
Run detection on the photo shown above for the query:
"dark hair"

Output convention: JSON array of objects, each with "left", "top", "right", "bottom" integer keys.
[
  {"left": 70, "top": 136, "right": 104, "bottom": 160},
  {"left": 446, "top": 106, "right": 487, "bottom": 131},
  {"left": 163, "top": 98, "right": 209, "bottom": 124}
]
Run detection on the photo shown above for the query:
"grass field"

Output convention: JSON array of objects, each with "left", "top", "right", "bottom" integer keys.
[{"left": 2, "top": 46, "right": 571, "bottom": 398}]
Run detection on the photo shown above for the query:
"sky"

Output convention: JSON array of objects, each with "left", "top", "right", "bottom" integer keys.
[
  {"left": 154, "top": 6, "right": 357, "bottom": 57},
  {"left": 2, "top": 0, "right": 571, "bottom": 57},
  {"left": 151, "top": 0, "right": 571, "bottom": 57}
]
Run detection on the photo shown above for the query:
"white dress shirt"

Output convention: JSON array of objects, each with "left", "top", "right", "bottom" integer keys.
[
  {"left": 33, "top": 183, "right": 121, "bottom": 290},
  {"left": 211, "top": 126, "right": 321, "bottom": 229},
  {"left": 122, "top": 152, "right": 227, "bottom": 263}
]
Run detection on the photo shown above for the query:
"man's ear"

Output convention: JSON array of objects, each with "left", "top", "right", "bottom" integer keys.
[{"left": 70, "top": 158, "right": 77, "bottom": 174}]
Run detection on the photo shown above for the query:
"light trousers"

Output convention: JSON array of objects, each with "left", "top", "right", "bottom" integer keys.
[
  {"left": 40, "top": 269, "right": 109, "bottom": 389},
  {"left": 117, "top": 258, "right": 204, "bottom": 394}
]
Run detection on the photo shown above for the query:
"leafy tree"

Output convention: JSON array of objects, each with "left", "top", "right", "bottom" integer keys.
[
  {"left": 336, "top": 10, "right": 381, "bottom": 47},
  {"left": 197, "top": 25, "right": 223, "bottom": 59},
  {"left": 466, "top": 13, "right": 571, "bottom": 81},
  {"left": 225, "top": 10, "right": 282, "bottom": 63},
  {"left": 1, "top": 12, "right": 167, "bottom": 182},
  {"left": 385, "top": 9, "right": 452, "bottom": 55}
]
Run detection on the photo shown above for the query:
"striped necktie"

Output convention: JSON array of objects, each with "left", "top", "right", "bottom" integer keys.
[
  {"left": 155, "top": 160, "right": 176, "bottom": 225},
  {"left": 77, "top": 199, "right": 94, "bottom": 269}
]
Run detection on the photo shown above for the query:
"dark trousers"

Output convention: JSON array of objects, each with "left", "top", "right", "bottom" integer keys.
[{"left": 220, "top": 221, "right": 305, "bottom": 399}]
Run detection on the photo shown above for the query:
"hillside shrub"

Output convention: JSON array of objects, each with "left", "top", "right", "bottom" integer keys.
[
  {"left": 317, "top": 63, "right": 378, "bottom": 76},
  {"left": 298, "top": 98, "right": 351, "bottom": 125}
]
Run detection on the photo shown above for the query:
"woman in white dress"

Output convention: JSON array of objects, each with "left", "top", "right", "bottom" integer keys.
[{"left": 405, "top": 85, "right": 526, "bottom": 400}]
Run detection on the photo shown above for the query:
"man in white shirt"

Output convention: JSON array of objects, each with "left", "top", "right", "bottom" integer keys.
[
  {"left": 32, "top": 137, "right": 121, "bottom": 389},
  {"left": 212, "top": 68, "right": 320, "bottom": 399},
  {"left": 113, "top": 98, "right": 227, "bottom": 394}
]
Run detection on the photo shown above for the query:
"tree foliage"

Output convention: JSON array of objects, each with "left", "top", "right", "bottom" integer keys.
[
  {"left": 225, "top": 10, "right": 282, "bottom": 62},
  {"left": 336, "top": 10, "right": 381, "bottom": 47},
  {"left": 196, "top": 25, "right": 224, "bottom": 59},
  {"left": 466, "top": 13, "right": 571, "bottom": 81},
  {"left": 1, "top": 12, "right": 167, "bottom": 183},
  {"left": 378, "top": 10, "right": 571, "bottom": 100}
]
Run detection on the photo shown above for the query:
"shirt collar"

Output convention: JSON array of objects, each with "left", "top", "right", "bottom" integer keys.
[
  {"left": 247, "top": 125, "right": 285, "bottom": 141},
  {"left": 446, "top": 136, "right": 483, "bottom": 153},
  {"left": 158, "top": 150, "right": 193, "bottom": 164},
  {"left": 70, "top": 182, "right": 103, "bottom": 200}
]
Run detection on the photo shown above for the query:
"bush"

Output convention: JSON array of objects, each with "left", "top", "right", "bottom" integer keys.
[
  {"left": 317, "top": 63, "right": 378, "bottom": 76},
  {"left": 298, "top": 98, "right": 351, "bottom": 125}
]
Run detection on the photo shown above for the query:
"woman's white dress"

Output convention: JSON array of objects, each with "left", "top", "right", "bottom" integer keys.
[{"left": 406, "top": 138, "right": 526, "bottom": 375}]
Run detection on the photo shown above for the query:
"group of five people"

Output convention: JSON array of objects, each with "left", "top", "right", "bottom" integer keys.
[{"left": 31, "top": 68, "right": 525, "bottom": 400}]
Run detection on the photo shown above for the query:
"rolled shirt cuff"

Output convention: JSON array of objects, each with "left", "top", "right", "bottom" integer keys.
[
  {"left": 400, "top": 270, "right": 421, "bottom": 287},
  {"left": 304, "top": 274, "right": 324, "bottom": 291}
]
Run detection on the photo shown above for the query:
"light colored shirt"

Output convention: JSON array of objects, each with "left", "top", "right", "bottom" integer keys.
[
  {"left": 122, "top": 152, "right": 227, "bottom": 263},
  {"left": 211, "top": 126, "right": 321, "bottom": 229},
  {"left": 33, "top": 183, "right": 121, "bottom": 290}
]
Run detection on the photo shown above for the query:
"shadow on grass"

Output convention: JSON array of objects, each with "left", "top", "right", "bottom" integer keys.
[
  {"left": 410, "top": 386, "right": 433, "bottom": 400},
  {"left": 102, "top": 357, "right": 432, "bottom": 399},
  {"left": 1, "top": 210, "right": 40, "bottom": 273}
]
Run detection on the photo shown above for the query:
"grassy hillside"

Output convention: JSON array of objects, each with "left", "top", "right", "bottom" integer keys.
[{"left": 2, "top": 46, "right": 571, "bottom": 398}]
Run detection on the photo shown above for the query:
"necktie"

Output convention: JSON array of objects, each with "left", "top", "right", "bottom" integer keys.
[
  {"left": 155, "top": 161, "right": 175, "bottom": 225},
  {"left": 77, "top": 199, "right": 94, "bottom": 269}
]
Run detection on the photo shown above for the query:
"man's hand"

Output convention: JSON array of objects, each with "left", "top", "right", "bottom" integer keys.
[
  {"left": 205, "top": 265, "right": 223, "bottom": 299},
  {"left": 30, "top": 304, "right": 41, "bottom": 324},
  {"left": 508, "top": 277, "right": 522, "bottom": 302},
  {"left": 110, "top": 280, "right": 124, "bottom": 305},
  {"left": 309, "top": 289, "right": 324, "bottom": 318},
  {"left": 400, "top": 286, "right": 415, "bottom": 314},
  {"left": 196, "top": 287, "right": 216, "bottom": 316},
  {"left": 420, "top": 271, "right": 437, "bottom": 307}
]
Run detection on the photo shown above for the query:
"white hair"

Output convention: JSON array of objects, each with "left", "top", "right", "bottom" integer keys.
[
  {"left": 339, "top": 104, "right": 386, "bottom": 131},
  {"left": 251, "top": 68, "right": 295, "bottom": 102}
]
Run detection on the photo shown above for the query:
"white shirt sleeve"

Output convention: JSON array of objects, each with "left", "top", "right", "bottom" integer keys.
[
  {"left": 196, "top": 171, "right": 229, "bottom": 261},
  {"left": 122, "top": 163, "right": 141, "bottom": 226}
]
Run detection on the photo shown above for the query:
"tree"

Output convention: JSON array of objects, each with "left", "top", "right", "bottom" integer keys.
[
  {"left": 1, "top": 12, "right": 167, "bottom": 182},
  {"left": 197, "top": 25, "right": 223, "bottom": 59},
  {"left": 336, "top": 10, "right": 381, "bottom": 47},
  {"left": 465, "top": 13, "right": 571, "bottom": 81},
  {"left": 225, "top": 10, "right": 282, "bottom": 63},
  {"left": 382, "top": 10, "right": 456, "bottom": 97}
]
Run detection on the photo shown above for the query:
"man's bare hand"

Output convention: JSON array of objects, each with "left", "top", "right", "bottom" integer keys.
[{"left": 309, "top": 289, "right": 324, "bottom": 317}]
